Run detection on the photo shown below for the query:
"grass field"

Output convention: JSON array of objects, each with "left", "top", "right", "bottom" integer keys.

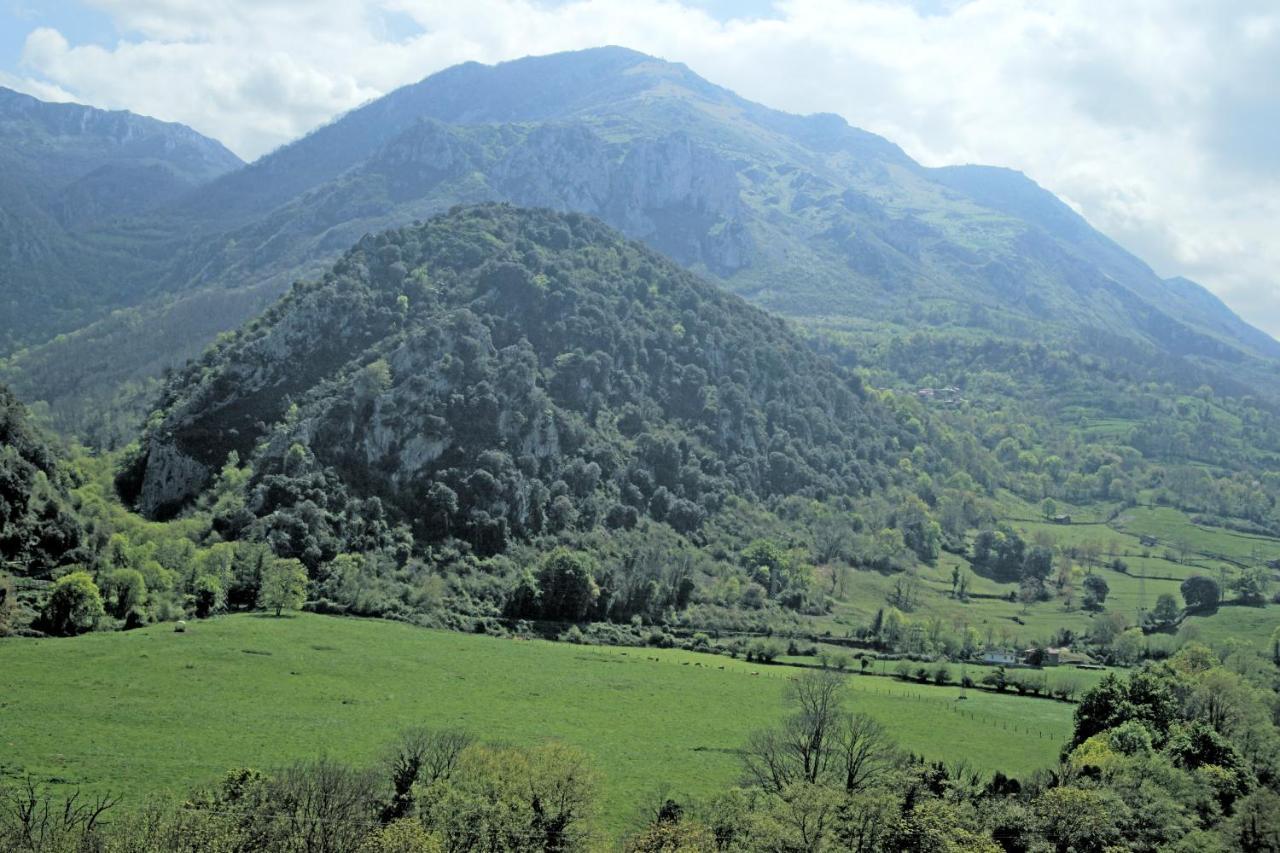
[
  {"left": 1180, "top": 605, "right": 1280, "bottom": 650},
  {"left": 0, "top": 614, "right": 1074, "bottom": 836}
]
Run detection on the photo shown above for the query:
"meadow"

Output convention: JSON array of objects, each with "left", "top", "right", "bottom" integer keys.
[{"left": 0, "top": 613, "right": 1074, "bottom": 836}]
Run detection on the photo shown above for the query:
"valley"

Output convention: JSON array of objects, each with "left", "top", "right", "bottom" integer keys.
[{"left": 1, "top": 37, "right": 1278, "bottom": 853}]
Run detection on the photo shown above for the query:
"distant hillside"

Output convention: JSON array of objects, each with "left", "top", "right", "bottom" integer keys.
[
  {"left": 8, "top": 47, "right": 1278, "bottom": 442},
  {"left": 120, "top": 205, "right": 912, "bottom": 563},
  {"left": 0, "top": 86, "right": 242, "bottom": 348}
]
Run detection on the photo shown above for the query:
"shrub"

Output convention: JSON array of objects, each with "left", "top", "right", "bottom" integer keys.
[{"left": 40, "top": 571, "right": 105, "bottom": 636}]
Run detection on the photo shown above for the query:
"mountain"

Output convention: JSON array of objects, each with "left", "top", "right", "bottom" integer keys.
[
  {"left": 6, "top": 47, "right": 1279, "bottom": 440},
  {"left": 118, "top": 205, "right": 912, "bottom": 564},
  {"left": 0, "top": 86, "right": 243, "bottom": 348}
]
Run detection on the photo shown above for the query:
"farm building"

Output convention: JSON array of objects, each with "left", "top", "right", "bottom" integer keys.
[{"left": 981, "top": 649, "right": 1019, "bottom": 665}]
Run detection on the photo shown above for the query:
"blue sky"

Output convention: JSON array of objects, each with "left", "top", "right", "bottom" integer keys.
[
  {"left": 1, "top": 2, "right": 112, "bottom": 65},
  {"left": 1, "top": 0, "right": 1277, "bottom": 338}
]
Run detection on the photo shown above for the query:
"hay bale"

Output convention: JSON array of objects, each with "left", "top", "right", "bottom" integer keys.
[{"left": 174, "top": 620, "right": 187, "bottom": 633}]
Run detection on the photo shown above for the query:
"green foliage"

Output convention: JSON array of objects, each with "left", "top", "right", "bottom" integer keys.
[
  {"left": 1083, "top": 573, "right": 1110, "bottom": 611},
  {"left": 526, "top": 548, "right": 599, "bottom": 623},
  {"left": 0, "top": 384, "right": 85, "bottom": 576},
  {"left": 1181, "top": 575, "right": 1221, "bottom": 611},
  {"left": 100, "top": 567, "right": 147, "bottom": 622},
  {"left": 424, "top": 742, "right": 599, "bottom": 851},
  {"left": 1230, "top": 566, "right": 1272, "bottom": 605},
  {"left": 39, "top": 569, "right": 104, "bottom": 635},
  {"left": 133, "top": 207, "right": 912, "bottom": 565},
  {"left": 258, "top": 558, "right": 308, "bottom": 616}
]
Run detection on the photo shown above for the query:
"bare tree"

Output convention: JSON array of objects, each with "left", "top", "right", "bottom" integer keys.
[
  {"left": 0, "top": 777, "right": 117, "bottom": 851},
  {"left": 833, "top": 713, "right": 897, "bottom": 793},
  {"left": 744, "top": 671, "right": 898, "bottom": 797},
  {"left": 787, "top": 670, "right": 847, "bottom": 785},
  {"left": 268, "top": 757, "right": 381, "bottom": 853}
]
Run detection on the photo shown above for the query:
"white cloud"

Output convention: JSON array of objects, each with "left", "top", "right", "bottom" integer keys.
[{"left": 6, "top": 0, "right": 1279, "bottom": 337}]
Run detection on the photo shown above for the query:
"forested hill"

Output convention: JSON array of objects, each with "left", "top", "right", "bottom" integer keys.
[
  {"left": 0, "top": 86, "right": 243, "bottom": 349},
  {"left": 119, "top": 205, "right": 915, "bottom": 558},
  {"left": 0, "top": 385, "right": 84, "bottom": 577}
]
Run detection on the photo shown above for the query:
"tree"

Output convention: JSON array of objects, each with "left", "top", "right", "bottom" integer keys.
[
  {"left": 626, "top": 817, "right": 715, "bottom": 853},
  {"left": 1071, "top": 668, "right": 1179, "bottom": 748},
  {"left": 1033, "top": 786, "right": 1128, "bottom": 853},
  {"left": 741, "top": 539, "right": 790, "bottom": 596},
  {"left": 424, "top": 742, "right": 598, "bottom": 852},
  {"left": 535, "top": 548, "right": 599, "bottom": 622},
  {"left": 1229, "top": 789, "right": 1280, "bottom": 853},
  {"left": 263, "top": 757, "right": 382, "bottom": 852},
  {"left": 1022, "top": 546, "right": 1054, "bottom": 584},
  {"left": 1180, "top": 575, "right": 1220, "bottom": 611},
  {"left": 193, "top": 574, "right": 225, "bottom": 618},
  {"left": 894, "top": 496, "right": 941, "bottom": 563},
  {"left": 1149, "top": 593, "right": 1180, "bottom": 627},
  {"left": 1082, "top": 574, "right": 1109, "bottom": 611},
  {"left": 100, "top": 568, "right": 147, "bottom": 621},
  {"left": 40, "top": 571, "right": 104, "bottom": 636},
  {"left": 887, "top": 573, "right": 919, "bottom": 612},
  {"left": 1230, "top": 566, "right": 1271, "bottom": 605},
  {"left": 381, "top": 727, "right": 473, "bottom": 822},
  {"left": 0, "top": 574, "right": 15, "bottom": 635},
  {"left": 358, "top": 820, "right": 442, "bottom": 853},
  {"left": 742, "top": 671, "right": 897, "bottom": 796},
  {"left": 258, "top": 558, "right": 308, "bottom": 616}
]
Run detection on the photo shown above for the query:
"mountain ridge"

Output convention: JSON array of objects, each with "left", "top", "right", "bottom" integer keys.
[{"left": 5, "top": 47, "right": 1278, "bottom": 442}]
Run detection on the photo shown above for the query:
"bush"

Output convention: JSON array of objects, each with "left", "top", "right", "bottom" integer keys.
[
  {"left": 747, "top": 639, "right": 781, "bottom": 663},
  {"left": 932, "top": 663, "right": 952, "bottom": 685},
  {"left": 40, "top": 571, "right": 105, "bottom": 636}
]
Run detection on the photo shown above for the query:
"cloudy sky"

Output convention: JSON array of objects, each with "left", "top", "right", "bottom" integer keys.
[{"left": 2, "top": 0, "right": 1277, "bottom": 337}]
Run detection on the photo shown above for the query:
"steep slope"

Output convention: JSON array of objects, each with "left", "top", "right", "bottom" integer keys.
[
  {"left": 163, "top": 48, "right": 1280, "bottom": 361},
  {"left": 0, "top": 86, "right": 243, "bottom": 348},
  {"left": 120, "top": 205, "right": 910, "bottom": 562},
  {"left": 7, "top": 47, "right": 1279, "bottom": 437}
]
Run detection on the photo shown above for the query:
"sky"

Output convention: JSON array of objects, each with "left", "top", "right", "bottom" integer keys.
[{"left": 1, "top": 0, "right": 1277, "bottom": 338}]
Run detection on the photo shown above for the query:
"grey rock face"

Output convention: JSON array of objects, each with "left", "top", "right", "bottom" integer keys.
[{"left": 138, "top": 440, "right": 211, "bottom": 518}]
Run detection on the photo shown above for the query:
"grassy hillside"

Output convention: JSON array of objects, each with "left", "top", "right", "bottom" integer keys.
[{"left": 0, "top": 613, "right": 1073, "bottom": 835}]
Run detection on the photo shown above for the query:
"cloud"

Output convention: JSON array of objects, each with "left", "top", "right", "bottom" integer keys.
[{"left": 5, "top": 0, "right": 1279, "bottom": 337}]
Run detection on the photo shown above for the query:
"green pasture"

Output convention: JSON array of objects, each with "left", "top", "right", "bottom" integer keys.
[{"left": 0, "top": 614, "right": 1073, "bottom": 836}]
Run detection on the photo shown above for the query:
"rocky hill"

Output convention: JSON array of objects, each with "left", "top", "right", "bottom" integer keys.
[{"left": 119, "top": 205, "right": 912, "bottom": 562}]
